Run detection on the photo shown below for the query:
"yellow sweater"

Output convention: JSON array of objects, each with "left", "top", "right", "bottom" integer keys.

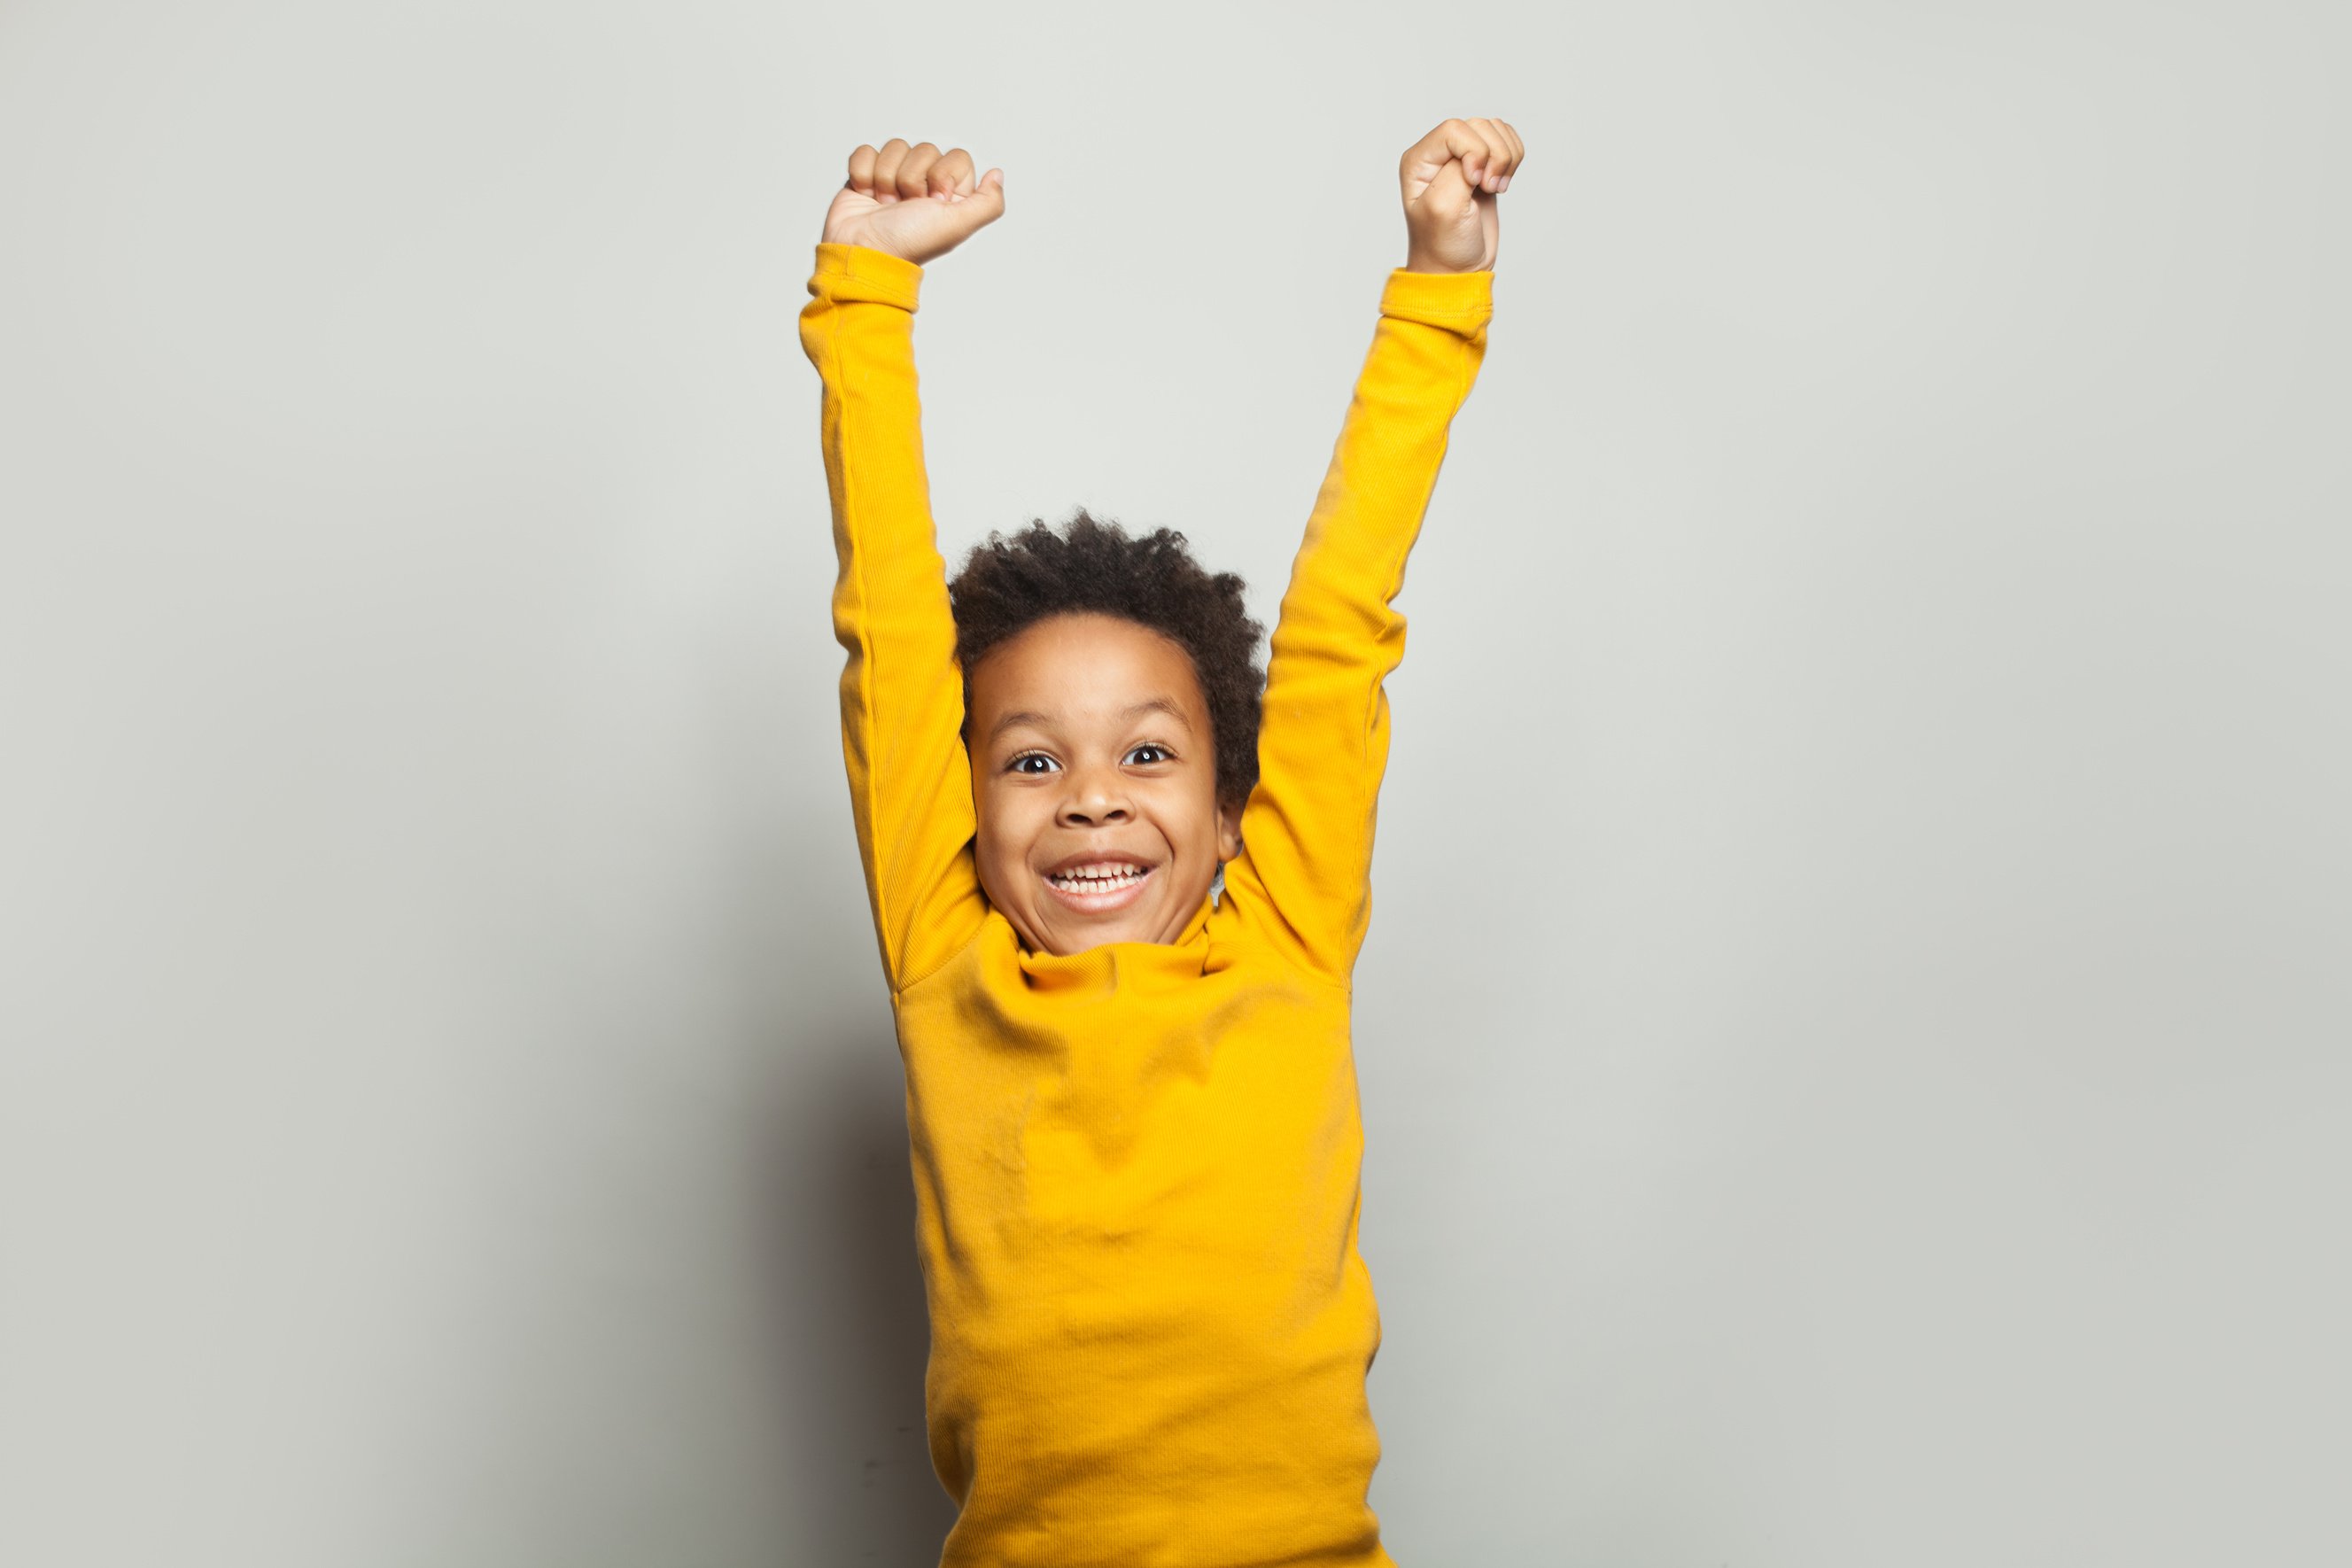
[{"left": 798, "top": 240, "right": 1491, "bottom": 1566}]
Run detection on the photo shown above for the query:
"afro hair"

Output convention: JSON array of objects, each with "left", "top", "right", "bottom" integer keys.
[{"left": 947, "top": 507, "right": 1266, "bottom": 809}]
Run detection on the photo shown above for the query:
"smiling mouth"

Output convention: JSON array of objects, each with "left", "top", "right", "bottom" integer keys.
[
  {"left": 1041, "top": 860, "right": 1156, "bottom": 912},
  {"left": 1047, "top": 861, "right": 1151, "bottom": 891}
]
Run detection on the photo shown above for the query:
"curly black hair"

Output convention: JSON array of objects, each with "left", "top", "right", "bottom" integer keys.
[{"left": 947, "top": 507, "right": 1266, "bottom": 808}]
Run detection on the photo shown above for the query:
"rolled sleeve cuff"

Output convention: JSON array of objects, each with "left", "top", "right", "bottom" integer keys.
[
  {"left": 809, "top": 242, "right": 924, "bottom": 312},
  {"left": 1378, "top": 267, "right": 1493, "bottom": 333}
]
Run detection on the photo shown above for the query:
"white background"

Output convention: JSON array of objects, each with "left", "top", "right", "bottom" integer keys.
[{"left": 3, "top": 1, "right": 2346, "bottom": 1563}]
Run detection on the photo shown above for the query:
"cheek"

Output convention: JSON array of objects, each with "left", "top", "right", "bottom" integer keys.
[
  {"left": 1153, "top": 783, "right": 1223, "bottom": 851},
  {"left": 975, "top": 787, "right": 1043, "bottom": 866}
]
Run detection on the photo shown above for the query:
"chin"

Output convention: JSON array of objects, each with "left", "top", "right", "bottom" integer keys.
[
  {"left": 1038, "top": 891, "right": 1184, "bottom": 953},
  {"left": 1042, "top": 911, "right": 1155, "bottom": 954}
]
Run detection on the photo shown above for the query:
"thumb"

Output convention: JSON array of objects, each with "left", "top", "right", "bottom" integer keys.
[{"left": 951, "top": 167, "right": 1005, "bottom": 230}]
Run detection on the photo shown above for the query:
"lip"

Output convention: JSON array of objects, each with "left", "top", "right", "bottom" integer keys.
[{"left": 1037, "top": 851, "right": 1158, "bottom": 916}]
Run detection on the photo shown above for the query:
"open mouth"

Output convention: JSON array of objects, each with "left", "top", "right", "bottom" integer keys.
[{"left": 1040, "top": 858, "right": 1156, "bottom": 912}]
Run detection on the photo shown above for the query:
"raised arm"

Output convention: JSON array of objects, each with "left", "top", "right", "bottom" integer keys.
[
  {"left": 1223, "top": 118, "right": 1522, "bottom": 980},
  {"left": 796, "top": 140, "right": 1006, "bottom": 993}
]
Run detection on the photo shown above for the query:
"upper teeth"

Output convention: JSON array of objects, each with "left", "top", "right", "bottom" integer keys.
[{"left": 1050, "top": 863, "right": 1147, "bottom": 889}]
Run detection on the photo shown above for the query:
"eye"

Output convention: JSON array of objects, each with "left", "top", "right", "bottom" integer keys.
[
  {"left": 1006, "top": 751, "right": 1060, "bottom": 775},
  {"left": 1125, "top": 743, "right": 1172, "bottom": 766}
]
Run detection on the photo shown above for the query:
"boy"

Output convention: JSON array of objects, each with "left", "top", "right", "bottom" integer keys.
[{"left": 797, "top": 118, "right": 1521, "bottom": 1566}]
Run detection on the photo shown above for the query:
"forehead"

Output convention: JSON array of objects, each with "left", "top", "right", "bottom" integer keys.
[{"left": 967, "top": 613, "right": 1207, "bottom": 726}]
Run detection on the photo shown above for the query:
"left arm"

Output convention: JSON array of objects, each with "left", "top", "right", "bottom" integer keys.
[
  {"left": 1220, "top": 268, "right": 1492, "bottom": 978},
  {"left": 1221, "top": 117, "right": 1524, "bottom": 980}
]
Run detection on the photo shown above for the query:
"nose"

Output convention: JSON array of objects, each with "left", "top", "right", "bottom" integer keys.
[{"left": 1054, "top": 763, "right": 1133, "bottom": 827}]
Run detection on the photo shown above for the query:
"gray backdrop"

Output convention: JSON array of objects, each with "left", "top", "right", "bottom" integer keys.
[{"left": 4, "top": 1, "right": 2345, "bottom": 1564}]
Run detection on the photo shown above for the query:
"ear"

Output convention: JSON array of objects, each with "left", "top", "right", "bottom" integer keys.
[{"left": 1215, "top": 799, "right": 1243, "bottom": 864}]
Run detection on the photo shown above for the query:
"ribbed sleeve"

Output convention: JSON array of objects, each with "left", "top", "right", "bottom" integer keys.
[
  {"left": 1225, "top": 266, "right": 1494, "bottom": 979},
  {"left": 797, "top": 241, "right": 989, "bottom": 993}
]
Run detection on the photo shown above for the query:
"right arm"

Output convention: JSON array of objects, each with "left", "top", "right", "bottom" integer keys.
[
  {"left": 798, "top": 242, "right": 987, "bottom": 993},
  {"left": 796, "top": 139, "right": 1006, "bottom": 994}
]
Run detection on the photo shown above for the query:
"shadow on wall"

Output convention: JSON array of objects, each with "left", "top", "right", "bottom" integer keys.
[
  {"left": 753, "top": 1025, "right": 959, "bottom": 1564},
  {"left": 695, "top": 618, "right": 958, "bottom": 1561}
]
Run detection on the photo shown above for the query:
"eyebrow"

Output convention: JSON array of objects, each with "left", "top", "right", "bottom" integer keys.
[{"left": 987, "top": 697, "right": 1195, "bottom": 741}]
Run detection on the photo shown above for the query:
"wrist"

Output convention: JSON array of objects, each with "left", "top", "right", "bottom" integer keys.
[
  {"left": 1403, "top": 252, "right": 1489, "bottom": 276},
  {"left": 822, "top": 234, "right": 916, "bottom": 265}
]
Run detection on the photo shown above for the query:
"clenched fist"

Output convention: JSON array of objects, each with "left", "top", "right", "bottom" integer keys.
[
  {"left": 1401, "top": 117, "right": 1524, "bottom": 275},
  {"left": 820, "top": 138, "right": 1006, "bottom": 267}
]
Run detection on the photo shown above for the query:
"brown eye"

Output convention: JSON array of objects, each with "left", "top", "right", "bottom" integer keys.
[
  {"left": 1125, "top": 744, "right": 1170, "bottom": 765},
  {"left": 1008, "top": 752, "right": 1058, "bottom": 775}
]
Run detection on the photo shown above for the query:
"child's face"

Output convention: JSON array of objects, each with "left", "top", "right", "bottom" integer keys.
[{"left": 966, "top": 612, "right": 1242, "bottom": 955}]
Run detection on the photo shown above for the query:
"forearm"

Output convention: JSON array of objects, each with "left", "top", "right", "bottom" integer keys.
[
  {"left": 800, "top": 244, "right": 951, "bottom": 671},
  {"left": 1275, "top": 268, "right": 1493, "bottom": 643}
]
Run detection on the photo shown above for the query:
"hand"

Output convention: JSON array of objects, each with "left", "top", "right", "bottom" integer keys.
[
  {"left": 820, "top": 138, "right": 1006, "bottom": 267},
  {"left": 1400, "top": 117, "right": 1524, "bottom": 275}
]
